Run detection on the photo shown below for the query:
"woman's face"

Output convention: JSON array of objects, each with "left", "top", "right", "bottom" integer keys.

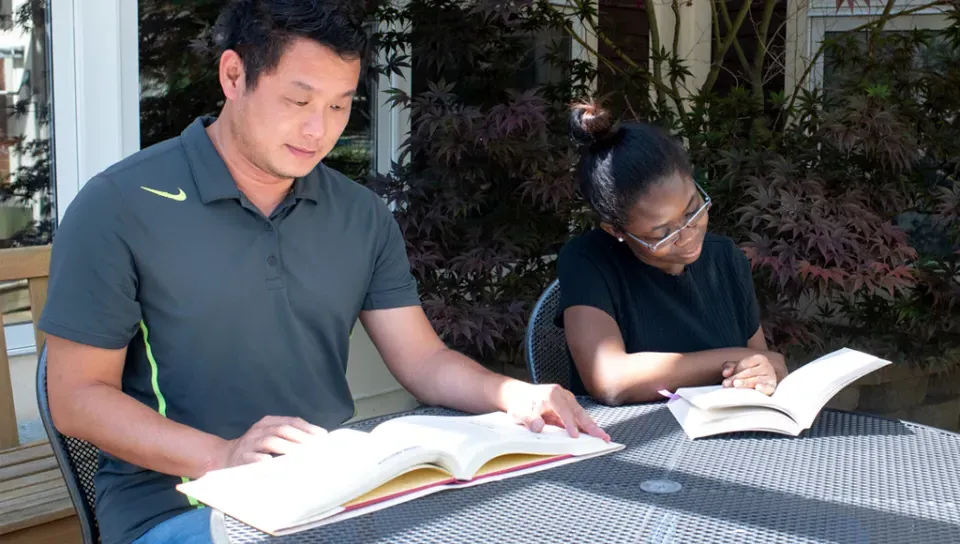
[{"left": 606, "top": 172, "right": 711, "bottom": 269}]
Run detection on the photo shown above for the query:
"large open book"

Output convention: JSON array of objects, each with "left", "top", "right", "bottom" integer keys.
[
  {"left": 177, "top": 411, "right": 623, "bottom": 535},
  {"left": 664, "top": 347, "right": 891, "bottom": 439}
]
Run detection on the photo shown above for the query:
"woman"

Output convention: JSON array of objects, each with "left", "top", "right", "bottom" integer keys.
[{"left": 556, "top": 103, "right": 787, "bottom": 405}]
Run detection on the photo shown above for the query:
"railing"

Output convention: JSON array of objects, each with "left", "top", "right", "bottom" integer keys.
[{"left": 0, "top": 245, "right": 50, "bottom": 450}]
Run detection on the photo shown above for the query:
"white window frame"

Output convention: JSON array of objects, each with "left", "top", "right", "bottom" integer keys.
[
  {"left": 807, "top": 0, "right": 951, "bottom": 89},
  {"left": 374, "top": 16, "right": 412, "bottom": 175},
  {"left": 4, "top": 0, "right": 139, "bottom": 357},
  {"left": 51, "top": 0, "right": 139, "bottom": 224}
]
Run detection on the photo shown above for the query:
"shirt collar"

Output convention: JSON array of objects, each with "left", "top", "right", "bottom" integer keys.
[{"left": 181, "top": 116, "right": 321, "bottom": 204}]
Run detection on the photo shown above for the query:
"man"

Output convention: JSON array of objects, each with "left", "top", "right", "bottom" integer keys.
[{"left": 39, "top": 2, "right": 608, "bottom": 543}]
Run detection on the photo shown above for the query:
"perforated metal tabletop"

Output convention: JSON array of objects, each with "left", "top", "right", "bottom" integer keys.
[{"left": 215, "top": 399, "right": 960, "bottom": 543}]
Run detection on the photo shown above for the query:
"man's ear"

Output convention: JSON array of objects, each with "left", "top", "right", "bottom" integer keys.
[
  {"left": 599, "top": 222, "right": 623, "bottom": 242},
  {"left": 218, "top": 50, "right": 247, "bottom": 101}
]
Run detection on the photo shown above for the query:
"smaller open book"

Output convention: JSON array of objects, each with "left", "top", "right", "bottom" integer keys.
[
  {"left": 664, "top": 347, "right": 891, "bottom": 439},
  {"left": 177, "top": 411, "right": 622, "bottom": 535}
]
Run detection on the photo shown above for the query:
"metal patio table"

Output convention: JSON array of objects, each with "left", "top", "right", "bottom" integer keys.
[{"left": 213, "top": 398, "right": 960, "bottom": 543}]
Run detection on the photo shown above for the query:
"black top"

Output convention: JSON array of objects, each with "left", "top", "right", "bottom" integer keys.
[
  {"left": 39, "top": 117, "right": 421, "bottom": 544},
  {"left": 554, "top": 228, "right": 760, "bottom": 395}
]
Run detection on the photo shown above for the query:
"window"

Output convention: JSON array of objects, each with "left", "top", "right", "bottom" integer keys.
[
  {"left": 324, "top": 20, "right": 379, "bottom": 182},
  {"left": 0, "top": 1, "right": 54, "bottom": 249},
  {"left": 807, "top": 1, "right": 951, "bottom": 89},
  {"left": 822, "top": 28, "right": 951, "bottom": 93}
]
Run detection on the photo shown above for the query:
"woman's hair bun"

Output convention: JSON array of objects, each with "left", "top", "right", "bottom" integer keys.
[{"left": 570, "top": 101, "right": 616, "bottom": 146}]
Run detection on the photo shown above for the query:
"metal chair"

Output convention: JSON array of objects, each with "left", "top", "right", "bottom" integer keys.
[
  {"left": 524, "top": 279, "right": 581, "bottom": 392},
  {"left": 36, "top": 344, "right": 101, "bottom": 543}
]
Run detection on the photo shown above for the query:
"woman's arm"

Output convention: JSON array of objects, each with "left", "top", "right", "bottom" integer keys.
[{"left": 563, "top": 306, "right": 776, "bottom": 405}]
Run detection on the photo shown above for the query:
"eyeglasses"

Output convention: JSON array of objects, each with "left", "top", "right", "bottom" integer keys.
[{"left": 622, "top": 182, "right": 712, "bottom": 252}]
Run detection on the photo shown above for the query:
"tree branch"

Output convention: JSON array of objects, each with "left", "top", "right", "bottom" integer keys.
[
  {"left": 715, "top": 0, "right": 753, "bottom": 84},
  {"left": 752, "top": 0, "right": 778, "bottom": 103},
  {"left": 647, "top": 0, "right": 667, "bottom": 105},
  {"left": 703, "top": 0, "right": 754, "bottom": 94},
  {"left": 868, "top": 0, "right": 898, "bottom": 56},
  {"left": 669, "top": 0, "right": 688, "bottom": 117}
]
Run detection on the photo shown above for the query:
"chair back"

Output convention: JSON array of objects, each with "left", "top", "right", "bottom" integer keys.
[
  {"left": 36, "top": 344, "right": 101, "bottom": 543},
  {"left": 525, "top": 279, "right": 577, "bottom": 391},
  {"left": 0, "top": 245, "right": 52, "bottom": 449}
]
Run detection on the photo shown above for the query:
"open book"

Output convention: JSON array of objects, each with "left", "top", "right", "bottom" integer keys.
[
  {"left": 176, "top": 411, "right": 622, "bottom": 535},
  {"left": 664, "top": 347, "right": 891, "bottom": 439}
]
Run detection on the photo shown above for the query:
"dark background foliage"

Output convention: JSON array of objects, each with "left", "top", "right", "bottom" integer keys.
[
  {"left": 369, "top": 0, "right": 960, "bottom": 373},
  {"left": 3, "top": 0, "right": 956, "bottom": 375}
]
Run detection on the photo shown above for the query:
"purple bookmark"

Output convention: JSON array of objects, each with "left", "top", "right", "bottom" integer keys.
[{"left": 657, "top": 389, "right": 680, "bottom": 400}]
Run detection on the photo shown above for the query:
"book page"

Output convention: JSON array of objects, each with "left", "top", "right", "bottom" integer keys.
[
  {"left": 673, "top": 385, "right": 795, "bottom": 418},
  {"left": 342, "top": 453, "right": 556, "bottom": 510},
  {"left": 673, "top": 348, "right": 890, "bottom": 428},
  {"left": 176, "top": 428, "right": 440, "bottom": 534},
  {"left": 772, "top": 348, "right": 889, "bottom": 427},
  {"left": 273, "top": 448, "right": 620, "bottom": 536},
  {"left": 369, "top": 412, "right": 619, "bottom": 479},
  {"left": 343, "top": 465, "right": 455, "bottom": 508},
  {"left": 666, "top": 397, "right": 803, "bottom": 439}
]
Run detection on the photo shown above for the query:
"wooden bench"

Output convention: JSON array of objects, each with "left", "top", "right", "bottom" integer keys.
[
  {"left": 0, "top": 245, "right": 82, "bottom": 543},
  {"left": 0, "top": 441, "right": 80, "bottom": 543}
]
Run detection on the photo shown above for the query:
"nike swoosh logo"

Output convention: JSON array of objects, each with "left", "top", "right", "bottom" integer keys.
[{"left": 141, "top": 186, "right": 187, "bottom": 201}]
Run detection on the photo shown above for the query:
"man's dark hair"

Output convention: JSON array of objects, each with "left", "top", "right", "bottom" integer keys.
[{"left": 213, "top": 0, "right": 369, "bottom": 89}]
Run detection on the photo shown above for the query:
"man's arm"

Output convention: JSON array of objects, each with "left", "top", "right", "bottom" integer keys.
[
  {"left": 47, "top": 335, "right": 328, "bottom": 477},
  {"left": 562, "top": 306, "right": 783, "bottom": 405},
  {"left": 359, "top": 306, "right": 609, "bottom": 440},
  {"left": 41, "top": 176, "right": 325, "bottom": 477},
  {"left": 46, "top": 335, "right": 226, "bottom": 479}
]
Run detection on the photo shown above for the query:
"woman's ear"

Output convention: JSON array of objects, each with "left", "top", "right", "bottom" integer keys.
[{"left": 599, "top": 222, "right": 624, "bottom": 242}]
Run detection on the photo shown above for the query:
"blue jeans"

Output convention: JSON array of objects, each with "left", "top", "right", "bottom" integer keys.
[{"left": 134, "top": 507, "right": 213, "bottom": 544}]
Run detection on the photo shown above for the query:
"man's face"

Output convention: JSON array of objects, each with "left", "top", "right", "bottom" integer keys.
[{"left": 230, "top": 37, "right": 361, "bottom": 180}]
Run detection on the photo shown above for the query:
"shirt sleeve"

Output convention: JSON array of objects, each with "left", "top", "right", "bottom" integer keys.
[
  {"left": 731, "top": 243, "right": 761, "bottom": 342},
  {"left": 362, "top": 198, "right": 421, "bottom": 311},
  {"left": 554, "top": 241, "right": 619, "bottom": 328},
  {"left": 38, "top": 175, "right": 142, "bottom": 349}
]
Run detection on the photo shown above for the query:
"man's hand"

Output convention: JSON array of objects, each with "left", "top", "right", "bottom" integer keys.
[
  {"left": 504, "top": 383, "right": 611, "bottom": 442},
  {"left": 216, "top": 416, "right": 328, "bottom": 469},
  {"left": 721, "top": 352, "right": 786, "bottom": 395}
]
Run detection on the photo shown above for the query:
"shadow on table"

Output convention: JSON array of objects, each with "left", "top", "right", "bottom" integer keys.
[
  {"left": 546, "top": 456, "right": 960, "bottom": 543},
  {"left": 698, "top": 410, "right": 917, "bottom": 441}
]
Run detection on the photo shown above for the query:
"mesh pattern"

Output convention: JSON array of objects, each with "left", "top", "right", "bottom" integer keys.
[
  {"left": 223, "top": 400, "right": 960, "bottom": 543},
  {"left": 61, "top": 433, "right": 100, "bottom": 530},
  {"left": 37, "top": 352, "right": 101, "bottom": 542},
  {"left": 525, "top": 280, "right": 573, "bottom": 389}
]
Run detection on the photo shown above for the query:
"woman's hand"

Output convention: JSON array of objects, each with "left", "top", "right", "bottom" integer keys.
[{"left": 721, "top": 351, "right": 786, "bottom": 395}]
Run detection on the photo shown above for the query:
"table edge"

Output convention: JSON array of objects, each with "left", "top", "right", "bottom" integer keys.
[{"left": 349, "top": 398, "right": 960, "bottom": 439}]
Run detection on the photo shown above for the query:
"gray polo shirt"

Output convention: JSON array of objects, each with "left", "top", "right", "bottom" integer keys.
[{"left": 39, "top": 116, "right": 421, "bottom": 544}]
